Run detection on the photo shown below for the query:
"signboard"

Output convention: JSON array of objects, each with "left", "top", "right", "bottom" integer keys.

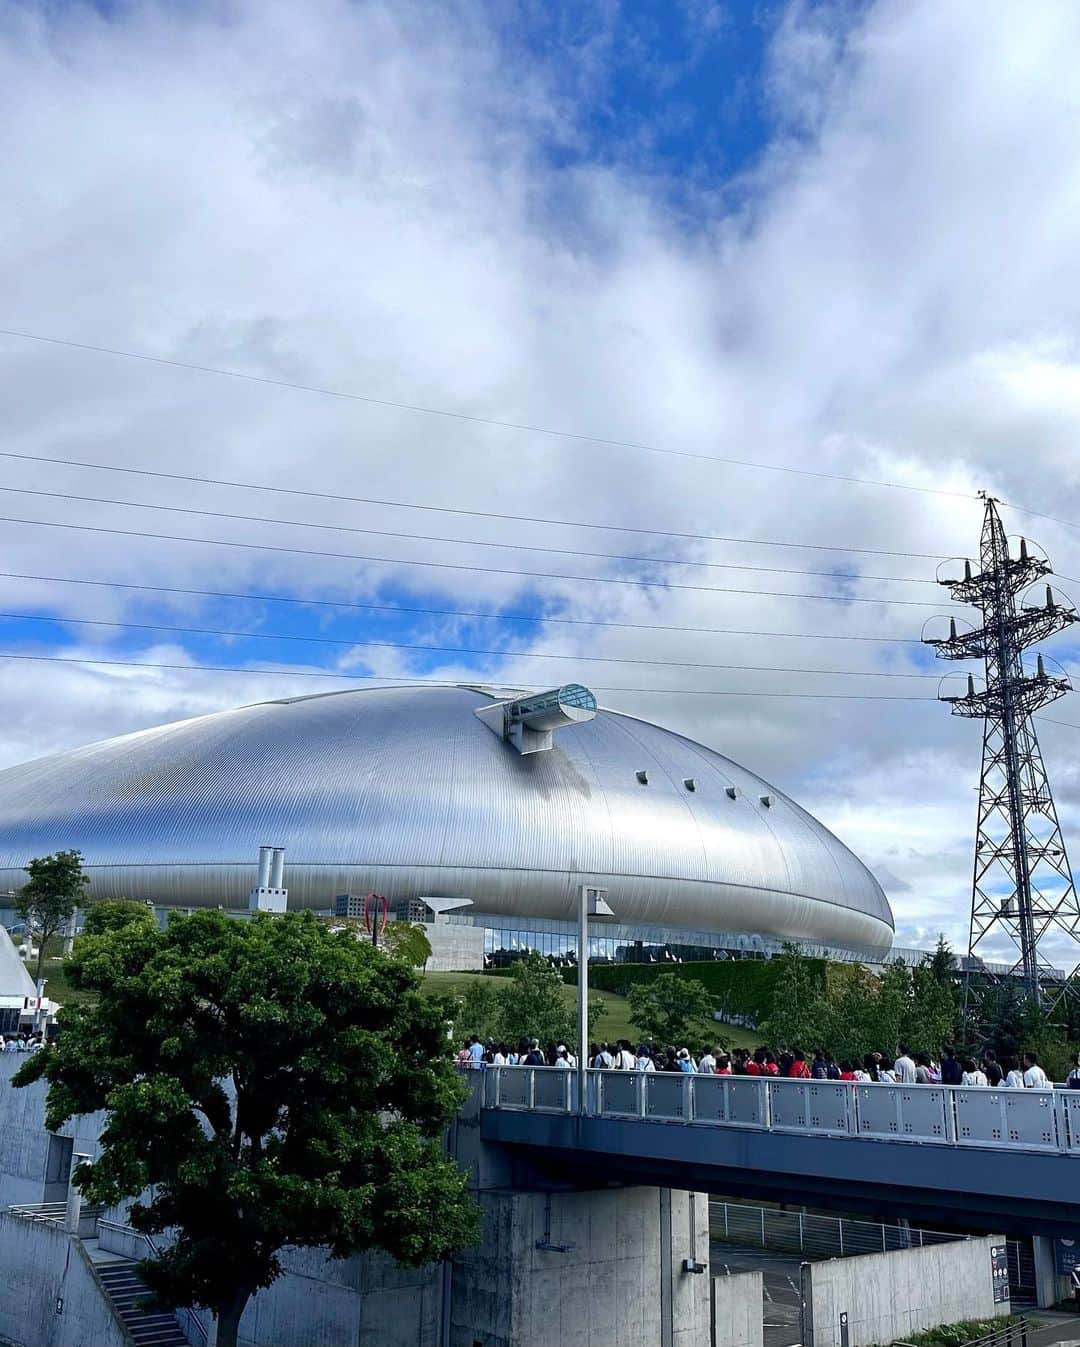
[
  {"left": 839, "top": 1311, "right": 849, "bottom": 1347},
  {"left": 1056, "top": 1237, "right": 1080, "bottom": 1276},
  {"left": 990, "top": 1245, "right": 1010, "bottom": 1304}
]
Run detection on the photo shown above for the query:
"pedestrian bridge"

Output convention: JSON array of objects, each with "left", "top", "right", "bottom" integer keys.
[{"left": 478, "top": 1068, "right": 1080, "bottom": 1237}]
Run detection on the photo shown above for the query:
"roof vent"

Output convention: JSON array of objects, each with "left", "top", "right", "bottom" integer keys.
[
  {"left": 725, "top": 786, "right": 737, "bottom": 800},
  {"left": 474, "top": 683, "right": 597, "bottom": 755},
  {"left": 684, "top": 778, "right": 696, "bottom": 792},
  {"left": 759, "top": 794, "right": 772, "bottom": 808},
  {"left": 636, "top": 770, "right": 649, "bottom": 785}
]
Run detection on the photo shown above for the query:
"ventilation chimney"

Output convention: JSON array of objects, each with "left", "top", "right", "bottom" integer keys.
[{"left": 250, "top": 844, "right": 288, "bottom": 914}]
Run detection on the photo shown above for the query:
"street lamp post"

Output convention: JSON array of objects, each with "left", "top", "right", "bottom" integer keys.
[{"left": 577, "top": 884, "right": 614, "bottom": 1115}]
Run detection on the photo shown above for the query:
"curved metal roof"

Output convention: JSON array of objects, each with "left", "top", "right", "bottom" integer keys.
[{"left": 0, "top": 685, "right": 893, "bottom": 950}]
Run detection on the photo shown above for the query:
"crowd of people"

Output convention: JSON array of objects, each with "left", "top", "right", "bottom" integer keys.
[
  {"left": 457, "top": 1035, "right": 1076, "bottom": 1087},
  {"left": 0, "top": 1032, "right": 42, "bottom": 1053}
]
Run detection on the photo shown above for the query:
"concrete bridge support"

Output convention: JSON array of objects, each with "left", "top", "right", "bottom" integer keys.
[
  {"left": 448, "top": 1185, "right": 710, "bottom": 1347},
  {"left": 449, "top": 1076, "right": 711, "bottom": 1347}
]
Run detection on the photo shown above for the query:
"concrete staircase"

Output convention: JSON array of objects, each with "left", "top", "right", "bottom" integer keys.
[{"left": 95, "top": 1259, "right": 188, "bottom": 1347}]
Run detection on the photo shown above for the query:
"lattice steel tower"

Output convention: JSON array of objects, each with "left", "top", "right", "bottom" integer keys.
[{"left": 925, "top": 494, "right": 1080, "bottom": 1005}]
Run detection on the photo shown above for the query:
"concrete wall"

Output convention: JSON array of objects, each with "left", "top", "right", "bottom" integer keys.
[
  {"left": 0, "top": 1053, "right": 105, "bottom": 1205},
  {"left": 807, "top": 1235, "right": 1006, "bottom": 1347},
  {"left": 0, "top": 1212, "right": 125, "bottom": 1347},
  {"left": 448, "top": 1185, "right": 710, "bottom": 1347},
  {"left": 710, "top": 1272, "right": 763, "bottom": 1347},
  {"left": 236, "top": 1245, "right": 441, "bottom": 1347},
  {"left": 424, "top": 922, "right": 485, "bottom": 972}
]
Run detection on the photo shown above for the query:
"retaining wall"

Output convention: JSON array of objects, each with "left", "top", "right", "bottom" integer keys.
[
  {"left": 0, "top": 1212, "right": 125, "bottom": 1347},
  {"left": 710, "top": 1271, "right": 763, "bottom": 1347},
  {"left": 807, "top": 1234, "right": 1006, "bottom": 1347}
]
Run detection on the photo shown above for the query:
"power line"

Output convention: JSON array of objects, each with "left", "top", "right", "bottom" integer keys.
[
  {"left": 0, "top": 483, "right": 942, "bottom": 586},
  {"left": 0, "top": 571, "right": 926, "bottom": 643},
  {"left": 0, "top": 449, "right": 951, "bottom": 562},
  {"left": 0, "top": 327, "right": 983, "bottom": 503},
  {"left": 0, "top": 609, "right": 940, "bottom": 678},
  {"left": 0, "top": 514, "right": 961, "bottom": 607},
  {"left": 0, "top": 648, "right": 939, "bottom": 696},
  {"left": 2, "top": 646, "right": 1077, "bottom": 719}
]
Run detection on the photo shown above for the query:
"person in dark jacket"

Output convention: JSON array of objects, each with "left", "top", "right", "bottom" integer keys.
[{"left": 940, "top": 1046, "right": 963, "bottom": 1086}]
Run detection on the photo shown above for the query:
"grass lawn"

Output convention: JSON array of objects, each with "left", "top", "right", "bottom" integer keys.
[
  {"left": 22, "top": 955, "right": 98, "bottom": 1009},
  {"left": 420, "top": 970, "right": 759, "bottom": 1049}
]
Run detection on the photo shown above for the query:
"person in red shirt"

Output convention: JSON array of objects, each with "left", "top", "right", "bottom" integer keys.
[
  {"left": 787, "top": 1049, "right": 811, "bottom": 1079},
  {"left": 838, "top": 1059, "right": 857, "bottom": 1082},
  {"left": 715, "top": 1053, "right": 732, "bottom": 1075},
  {"left": 760, "top": 1049, "right": 779, "bottom": 1077}
]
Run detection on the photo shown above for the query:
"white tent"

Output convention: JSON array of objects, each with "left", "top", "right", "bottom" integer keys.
[{"left": 0, "top": 923, "right": 36, "bottom": 1000}]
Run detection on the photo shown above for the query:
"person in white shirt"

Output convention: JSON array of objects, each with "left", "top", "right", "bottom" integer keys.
[
  {"left": 1022, "top": 1052, "right": 1049, "bottom": 1088},
  {"left": 613, "top": 1040, "right": 636, "bottom": 1070},
  {"left": 554, "top": 1045, "right": 576, "bottom": 1069},
  {"left": 893, "top": 1044, "right": 917, "bottom": 1084},
  {"left": 1002, "top": 1056, "right": 1024, "bottom": 1088},
  {"left": 697, "top": 1049, "right": 717, "bottom": 1075},
  {"left": 635, "top": 1045, "right": 656, "bottom": 1072},
  {"left": 960, "top": 1058, "right": 988, "bottom": 1087}
]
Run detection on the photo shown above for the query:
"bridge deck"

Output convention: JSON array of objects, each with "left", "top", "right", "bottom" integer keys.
[{"left": 479, "top": 1069, "right": 1080, "bottom": 1236}]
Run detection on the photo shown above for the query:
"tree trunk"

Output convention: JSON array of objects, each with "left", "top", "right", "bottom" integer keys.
[
  {"left": 33, "top": 930, "right": 46, "bottom": 987},
  {"left": 214, "top": 1287, "right": 252, "bottom": 1347}
]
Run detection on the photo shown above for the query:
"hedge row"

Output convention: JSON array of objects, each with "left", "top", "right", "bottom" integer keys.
[{"left": 560, "top": 957, "right": 828, "bottom": 1023}]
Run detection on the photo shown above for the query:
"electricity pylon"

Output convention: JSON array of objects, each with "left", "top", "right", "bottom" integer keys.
[{"left": 925, "top": 494, "right": 1080, "bottom": 1007}]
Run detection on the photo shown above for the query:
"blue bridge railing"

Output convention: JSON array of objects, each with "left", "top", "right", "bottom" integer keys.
[{"left": 481, "top": 1067, "right": 1080, "bottom": 1156}]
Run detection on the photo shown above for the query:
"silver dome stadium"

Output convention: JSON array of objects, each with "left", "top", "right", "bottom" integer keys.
[{"left": 0, "top": 683, "right": 892, "bottom": 951}]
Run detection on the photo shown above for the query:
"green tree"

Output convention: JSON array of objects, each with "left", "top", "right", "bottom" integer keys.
[
  {"left": 15, "top": 909, "right": 478, "bottom": 1347},
  {"left": 455, "top": 979, "right": 502, "bottom": 1041},
  {"left": 627, "top": 971, "right": 718, "bottom": 1049},
  {"left": 760, "top": 943, "right": 827, "bottom": 1050},
  {"left": 906, "top": 963, "right": 959, "bottom": 1056},
  {"left": 382, "top": 921, "right": 433, "bottom": 969},
  {"left": 819, "top": 966, "right": 889, "bottom": 1062},
  {"left": 928, "top": 935, "right": 958, "bottom": 986},
  {"left": 84, "top": 898, "right": 156, "bottom": 936},
  {"left": 18, "top": 849, "right": 90, "bottom": 985},
  {"left": 497, "top": 952, "right": 576, "bottom": 1046}
]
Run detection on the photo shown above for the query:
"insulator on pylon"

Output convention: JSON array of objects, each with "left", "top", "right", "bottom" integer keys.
[
  {"left": 1046, "top": 584, "right": 1055, "bottom": 612},
  {"left": 1037, "top": 654, "right": 1046, "bottom": 679},
  {"left": 964, "top": 559, "right": 973, "bottom": 582},
  {"left": 967, "top": 673, "right": 975, "bottom": 697},
  {"left": 1020, "top": 537, "right": 1029, "bottom": 561},
  {"left": 949, "top": 617, "right": 958, "bottom": 640}
]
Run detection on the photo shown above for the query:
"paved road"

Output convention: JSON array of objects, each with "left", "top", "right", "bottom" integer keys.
[
  {"left": 1027, "top": 1311, "right": 1080, "bottom": 1347},
  {"left": 711, "top": 1240, "right": 805, "bottom": 1347}
]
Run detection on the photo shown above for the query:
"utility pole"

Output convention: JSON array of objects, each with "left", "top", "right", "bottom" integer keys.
[{"left": 926, "top": 494, "right": 1080, "bottom": 1006}]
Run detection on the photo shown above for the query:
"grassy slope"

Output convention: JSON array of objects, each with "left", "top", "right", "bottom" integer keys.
[{"left": 420, "top": 970, "right": 759, "bottom": 1048}]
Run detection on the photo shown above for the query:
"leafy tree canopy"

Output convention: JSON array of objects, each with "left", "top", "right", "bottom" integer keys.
[
  {"left": 15, "top": 909, "right": 478, "bottom": 1347},
  {"left": 760, "top": 944, "right": 828, "bottom": 1050},
  {"left": 495, "top": 951, "right": 577, "bottom": 1046},
  {"left": 627, "top": 970, "right": 718, "bottom": 1049},
  {"left": 17, "top": 849, "right": 90, "bottom": 984},
  {"left": 381, "top": 921, "right": 433, "bottom": 968}
]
